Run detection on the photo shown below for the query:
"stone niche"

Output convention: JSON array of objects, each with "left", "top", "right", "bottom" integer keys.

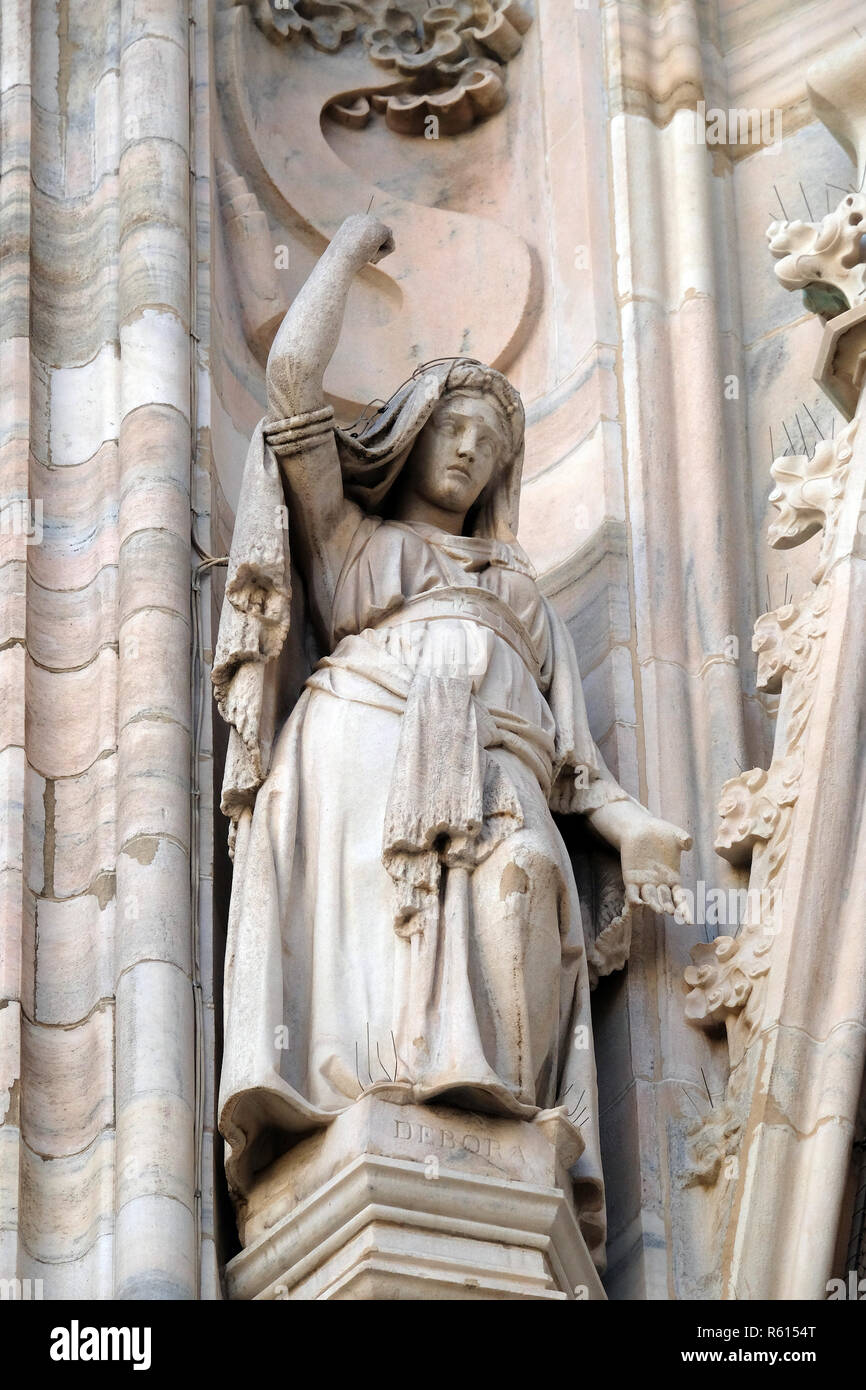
[{"left": 210, "top": 0, "right": 625, "bottom": 1306}]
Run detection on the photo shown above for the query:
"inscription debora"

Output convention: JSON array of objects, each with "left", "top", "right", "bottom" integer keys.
[{"left": 393, "top": 1117, "right": 525, "bottom": 1165}]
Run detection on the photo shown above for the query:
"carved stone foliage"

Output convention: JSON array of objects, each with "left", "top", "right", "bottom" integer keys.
[
  {"left": 752, "top": 588, "right": 828, "bottom": 693},
  {"left": 766, "top": 419, "right": 859, "bottom": 577},
  {"left": 713, "top": 758, "right": 801, "bottom": 866},
  {"left": 684, "top": 751, "right": 801, "bottom": 1054},
  {"left": 571, "top": 837, "right": 632, "bottom": 990},
  {"left": 767, "top": 192, "right": 866, "bottom": 320},
  {"left": 215, "top": 2, "right": 536, "bottom": 404},
  {"left": 684, "top": 417, "right": 858, "bottom": 1138},
  {"left": 684, "top": 924, "right": 771, "bottom": 1038},
  {"left": 684, "top": 589, "right": 828, "bottom": 1057},
  {"left": 242, "top": 0, "right": 532, "bottom": 135},
  {"left": 682, "top": 1100, "right": 743, "bottom": 1189}
]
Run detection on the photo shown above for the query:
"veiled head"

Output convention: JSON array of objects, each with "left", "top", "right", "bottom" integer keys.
[
  {"left": 335, "top": 358, "right": 526, "bottom": 542},
  {"left": 395, "top": 390, "right": 510, "bottom": 522}
]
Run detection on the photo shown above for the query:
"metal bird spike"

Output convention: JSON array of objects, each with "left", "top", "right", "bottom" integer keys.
[
  {"left": 681, "top": 1085, "right": 703, "bottom": 1118},
  {"left": 802, "top": 401, "right": 823, "bottom": 440},
  {"left": 794, "top": 411, "right": 809, "bottom": 459}
]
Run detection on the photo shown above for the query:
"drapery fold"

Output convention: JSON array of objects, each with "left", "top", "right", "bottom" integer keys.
[
  {"left": 212, "top": 422, "right": 291, "bottom": 841},
  {"left": 212, "top": 358, "right": 622, "bottom": 842},
  {"left": 218, "top": 624, "right": 609, "bottom": 1264},
  {"left": 213, "top": 363, "right": 633, "bottom": 1274}
]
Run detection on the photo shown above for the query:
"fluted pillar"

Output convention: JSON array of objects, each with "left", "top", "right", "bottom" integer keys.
[{"left": 113, "top": 0, "right": 196, "bottom": 1300}]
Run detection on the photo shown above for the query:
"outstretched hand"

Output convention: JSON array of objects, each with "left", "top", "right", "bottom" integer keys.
[{"left": 619, "top": 814, "right": 693, "bottom": 922}]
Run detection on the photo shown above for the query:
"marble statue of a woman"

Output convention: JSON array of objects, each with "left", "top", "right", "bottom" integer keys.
[{"left": 213, "top": 214, "right": 691, "bottom": 1266}]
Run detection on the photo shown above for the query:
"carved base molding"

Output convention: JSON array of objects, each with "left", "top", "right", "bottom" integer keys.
[{"left": 224, "top": 1097, "right": 605, "bottom": 1301}]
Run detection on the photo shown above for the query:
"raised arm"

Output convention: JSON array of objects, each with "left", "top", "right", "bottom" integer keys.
[
  {"left": 267, "top": 214, "right": 393, "bottom": 415},
  {"left": 266, "top": 215, "right": 394, "bottom": 634}
]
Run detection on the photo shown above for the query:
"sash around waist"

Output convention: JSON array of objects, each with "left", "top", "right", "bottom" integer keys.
[
  {"left": 369, "top": 587, "right": 543, "bottom": 681},
  {"left": 306, "top": 629, "right": 556, "bottom": 797}
]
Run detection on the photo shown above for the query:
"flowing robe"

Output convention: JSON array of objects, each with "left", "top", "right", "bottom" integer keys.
[{"left": 218, "top": 501, "right": 633, "bottom": 1268}]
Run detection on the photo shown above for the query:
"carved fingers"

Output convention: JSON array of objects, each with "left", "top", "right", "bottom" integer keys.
[
  {"left": 620, "top": 814, "right": 693, "bottom": 922},
  {"left": 369, "top": 226, "right": 395, "bottom": 264},
  {"left": 672, "top": 885, "right": 693, "bottom": 924},
  {"left": 657, "top": 883, "right": 676, "bottom": 914},
  {"left": 335, "top": 213, "right": 395, "bottom": 266},
  {"left": 626, "top": 875, "right": 694, "bottom": 923}
]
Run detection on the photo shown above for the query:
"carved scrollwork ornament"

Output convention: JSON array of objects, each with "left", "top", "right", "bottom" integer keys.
[
  {"left": 682, "top": 1099, "right": 744, "bottom": 1189},
  {"left": 682, "top": 414, "right": 859, "bottom": 1175},
  {"left": 767, "top": 191, "right": 866, "bottom": 320},
  {"left": 766, "top": 417, "right": 859, "bottom": 580},
  {"left": 240, "top": 0, "right": 532, "bottom": 135}
]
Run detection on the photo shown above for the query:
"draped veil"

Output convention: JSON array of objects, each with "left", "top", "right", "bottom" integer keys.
[{"left": 214, "top": 358, "right": 562, "bottom": 843}]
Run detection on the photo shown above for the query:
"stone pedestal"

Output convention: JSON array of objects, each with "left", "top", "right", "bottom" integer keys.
[{"left": 225, "top": 1097, "right": 606, "bottom": 1301}]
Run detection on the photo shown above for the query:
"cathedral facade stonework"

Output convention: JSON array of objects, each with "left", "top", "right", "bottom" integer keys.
[{"left": 2, "top": 0, "right": 866, "bottom": 1310}]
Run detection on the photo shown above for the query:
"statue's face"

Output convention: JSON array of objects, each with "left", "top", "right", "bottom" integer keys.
[{"left": 403, "top": 394, "right": 507, "bottom": 517}]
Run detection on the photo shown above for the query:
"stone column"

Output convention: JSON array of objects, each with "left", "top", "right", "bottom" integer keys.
[
  {"left": 708, "top": 318, "right": 866, "bottom": 1299},
  {"left": 113, "top": 0, "right": 196, "bottom": 1300},
  {"left": 0, "top": 0, "right": 200, "bottom": 1299},
  {"left": 0, "top": 0, "right": 34, "bottom": 1290}
]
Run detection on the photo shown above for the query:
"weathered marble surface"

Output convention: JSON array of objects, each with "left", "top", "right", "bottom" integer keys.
[
  {"left": 226, "top": 1096, "right": 605, "bottom": 1301},
  {"left": 212, "top": 214, "right": 696, "bottom": 1304},
  {"left": 2, "top": 0, "right": 864, "bottom": 1302}
]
